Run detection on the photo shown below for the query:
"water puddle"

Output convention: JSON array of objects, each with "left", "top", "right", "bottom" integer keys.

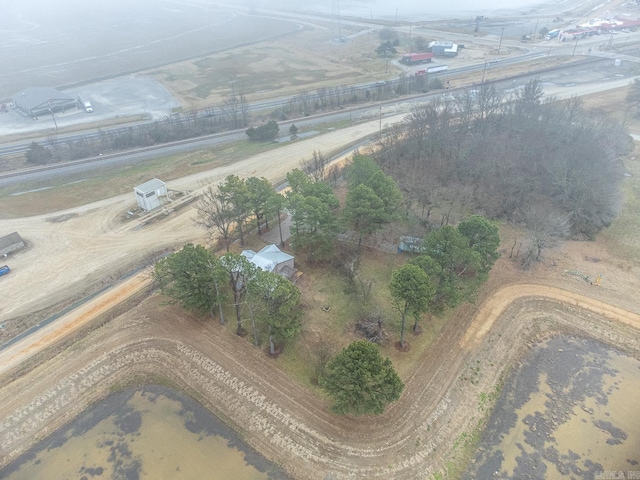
[
  {"left": 0, "top": 385, "right": 289, "bottom": 480},
  {"left": 465, "top": 336, "right": 640, "bottom": 479}
]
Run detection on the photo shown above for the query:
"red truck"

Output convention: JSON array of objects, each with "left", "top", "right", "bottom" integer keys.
[{"left": 400, "top": 52, "right": 434, "bottom": 65}]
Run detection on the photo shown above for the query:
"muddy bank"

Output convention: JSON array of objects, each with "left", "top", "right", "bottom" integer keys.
[
  {"left": 464, "top": 336, "right": 640, "bottom": 479},
  {"left": 0, "top": 289, "right": 639, "bottom": 479},
  {"left": 0, "top": 385, "right": 289, "bottom": 480}
]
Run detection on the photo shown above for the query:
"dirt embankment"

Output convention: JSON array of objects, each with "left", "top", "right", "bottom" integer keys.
[{"left": 1, "top": 267, "right": 639, "bottom": 478}]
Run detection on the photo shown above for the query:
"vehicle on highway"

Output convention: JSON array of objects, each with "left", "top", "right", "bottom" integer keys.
[
  {"left": 0, "top": 265, "right": 10, "bottom": 276},
  {"left": 415, "top": 65, "right": 449, "bottom": 76}
]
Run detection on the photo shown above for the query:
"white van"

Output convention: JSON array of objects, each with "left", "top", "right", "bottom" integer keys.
[{"left": 83, "top": 101, "right": 93, "bottom": 113}]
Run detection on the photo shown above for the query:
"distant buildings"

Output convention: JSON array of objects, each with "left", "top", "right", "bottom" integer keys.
[
  {"left": 428, "top": 41, "right": 459, "bottom": 57},
  {"left": 11, "top": 87, "right": 77, "bottom": 117}
]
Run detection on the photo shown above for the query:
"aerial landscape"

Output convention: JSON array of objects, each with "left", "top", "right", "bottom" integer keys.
[{"left": 1, "top": 0, "right": 640, "bottom": 479}]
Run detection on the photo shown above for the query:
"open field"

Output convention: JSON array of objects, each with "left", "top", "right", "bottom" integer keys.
[{"left": 0, "top": 2, "right": 300, "bottom": 97}]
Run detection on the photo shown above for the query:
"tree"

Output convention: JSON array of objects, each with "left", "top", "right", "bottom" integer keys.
[
  {"left": 285, "top": 170, "right": 340, "bottom": 261},
  {"left": 376, "top": 41, "right": 397, "bottom": 56},
  {"left": 289, "top": 194, "right": 339, "bottom": 261},
  {"left": 249, "top": 270, "right": 302, "bottom": 355},
  {"left": 195, "top": 186, "right": 235, "bottom": 251},
  {"left": 245, "top": 177, "right": 274, "bottom": 234},
  {"left": 285, "top": 168, "right": 311, "bottom": 195},
  {"left": 378, "top": 28, "right": 398, "bottom": 42},
  {"left": 413, "top": 36, "right": 429, "bottom": 52},
  {"left": 223, "top": 94, "right": 249, "bottom": 129},
  {"left": 219, "top": 252, "right": 257, "bottom": 336},
  {"left": 322, "top": 340, "right": 403, "bottom": 415},
  {"left": 246, "top": 120, "right": 279, "bottom": 142},
  {"left": 457, "top": 215, "right": 500, "bottom": 272},
  {"left": 347, "top": 155, "right": 402, "bottom": 218},
  {"left": 264, "top": 193, "right": 287, "bottom": 247},
  {"left": 517, "top": 204, "right": 571, "bottom": 269},
  {"left": 289, "top": 123, "right": 298, "bottom": 138},
  {"left": 218, "top": 175, "right": 251, "bottom": 246},
  {"left": 389, "top": 264, "right": 435, "bottom": 347},
  {"left": 300, "top": 150, "right": 330, "bottom": 182},
  {"left": 342, "top": 184, "right": 387, "bottom": 253},
  {"left": 153, "top": 244, "right": 226, "bottom": 321},
  {"left": 25, "top": 142, "right": 52, "bottom": 165},
  {"left": 423, "top": 226, "right": 482, "bottom": 309},
  {"left": 627, "top": 78, "right": 640, "bottom": 118},
  {"left": 347, "top": 155, "right": 381, "bottom": 188}
]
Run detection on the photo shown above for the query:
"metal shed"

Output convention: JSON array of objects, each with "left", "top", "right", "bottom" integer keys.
[
  {"left": 134, "top": 178, "right": 167, "bottom": 212},
  {"left": 241, "top": 244, "right": 295, "bottom": 275},
  {"left": 428, "top": 41, "right": 458, "bottom": 57},
  {"left": 0, "top": 232, "right": 26, "bottom": 256},
  {"left": 11, "top": 87, "right": 78, "bottom": 117}
]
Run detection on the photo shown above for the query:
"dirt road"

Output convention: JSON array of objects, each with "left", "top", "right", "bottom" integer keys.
[{"left": 0, "top": 113, "right": 401, "bottom": 328}]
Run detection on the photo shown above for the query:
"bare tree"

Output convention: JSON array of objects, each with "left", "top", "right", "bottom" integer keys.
[
  {"left": 223, "top": 94, "right": 249, "bottom": 129},
  {"left": 300, "top": 150, "right": 330, "bottom": 182},
  {"left": 517, "top": 204, "right": 572, "bottom": 268},
  {"left": 195, "top": 186, "right": 235, "bottom": 251}
]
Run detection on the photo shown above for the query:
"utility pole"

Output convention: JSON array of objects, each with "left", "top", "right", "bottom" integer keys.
[
  {"left": 409, "top": 23, "right": 413, "bottom": 53},
  {"left": 498, "top": 27, "right": 505, "bottom": 55},
  {"left": 533, "top": 18, "right": 539, "bottom": 41},
  {"left": 481, "top": 60, "right": 488, "bottom": 84},
  {"left": 379, "top": 105, "right": 382, "bottom": 136},
  {"left": 48, "top": 100, "right": 58, "bottom": 131},
  {"left": 572, "top": 36, "right": 579, "bottom": 55}
]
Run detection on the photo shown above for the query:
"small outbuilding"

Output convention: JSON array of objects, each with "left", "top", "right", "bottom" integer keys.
[
  {"left": 11, "top": 87, "right": 78, "bottom": 117},
  {"left": 134, "top": 178, "right": 167, "bottom": 212},
  {"left": 241, "top": 244, "right": 295, "bottom": 277},
  {"left": 0, "top": 232, "right": 26, "bottom": 256},
  {"left": 398, "top": 235, "right": 425, "bottom": 254}
]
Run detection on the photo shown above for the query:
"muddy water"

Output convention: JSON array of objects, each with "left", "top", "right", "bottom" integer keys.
[
  {"left": 465, "top": 336, "right": 640, "bottom": 480},
  {"left": 0, "top": 385, "right": 289, "bottom": 480}
]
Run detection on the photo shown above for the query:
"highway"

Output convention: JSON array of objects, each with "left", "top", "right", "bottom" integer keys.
[{"left": 0, "top": 54, "right": 612, "bottom": 189}]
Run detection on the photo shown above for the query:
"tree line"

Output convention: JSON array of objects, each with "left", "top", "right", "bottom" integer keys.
[
  {"left": 154, "top": 244, "right": 301, "bottom": 356},
  {"left": 374, "top": 79, "right": 631, "bottom": 265}
]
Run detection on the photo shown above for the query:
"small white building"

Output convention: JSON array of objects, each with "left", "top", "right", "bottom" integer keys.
[
  {"left": 134, "top": 178, "right": 167, "bottom": 212},
  {"left": 241, "top": 244, "right": 295, "bottom": 277}
]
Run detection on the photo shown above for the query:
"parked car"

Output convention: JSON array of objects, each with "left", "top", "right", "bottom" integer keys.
[{"left": 0, "top": 265, "right": 10, "bottom": 276}]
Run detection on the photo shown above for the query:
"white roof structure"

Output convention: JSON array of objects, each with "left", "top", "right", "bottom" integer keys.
[
  {"left": 135, "top": 178, "right": 166, "bottom": 193},
  {"left": 241, "top": 244, "right": 294, "bottom": 273}
]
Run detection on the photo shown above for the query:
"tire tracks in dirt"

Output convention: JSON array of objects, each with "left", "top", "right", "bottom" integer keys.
[{"left": 1, "top": 280, "right": 639, "bottom": 479}]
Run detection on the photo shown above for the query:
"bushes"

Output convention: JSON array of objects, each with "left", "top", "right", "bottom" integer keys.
[{"left": 246, "top": 120, "right": 279, "bottom": 142}]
